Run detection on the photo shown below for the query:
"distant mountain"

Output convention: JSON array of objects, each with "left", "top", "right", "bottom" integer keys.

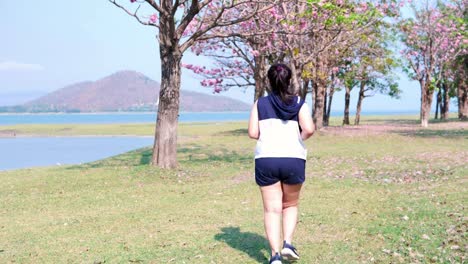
[{"left": 0, "top": 71, "right": 250, "bottom": 113}]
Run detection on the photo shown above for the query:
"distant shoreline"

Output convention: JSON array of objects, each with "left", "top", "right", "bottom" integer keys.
[
  {"left": 0, "top": 111, "right": 250, "bottom": 115},
  {"left": 0, "top": 110, "right": 442, "bottom": 115},
  {"left": 0, "top": 111, "right": 461, "bottom": 127}
]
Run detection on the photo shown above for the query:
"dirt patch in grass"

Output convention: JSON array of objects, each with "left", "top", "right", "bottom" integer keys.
[
  {"left": 312, "top": 151, "right": 467, "bottom": 184},
  {"left": 321, "top": 121, "right": 467, "bottom": 137},
  {"left": 230, "top": 173, "right": 253, "bottom": 184},
  {"left": 321, "top": 124, "right": 415, "bottom": 136},
  {"left": 310, "top": 122, "right": 467, "bottom": 184},
  {"left": 0, "top": 129, "right": 17, "bottom": 137}
]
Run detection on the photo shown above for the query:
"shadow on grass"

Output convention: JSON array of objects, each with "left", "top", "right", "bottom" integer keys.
[
  {"left": 179, "top": 145, "right": 252, "bottom": 163},
  {"left": 391, "top": 129, "right": 467, "bottom": 139},
  {"left": 139, "top": 148, "right": 152, "bottom": 165},
  {"left": 217, "top": 128, "right": 248, "bottom": 136},
  {"left": 70, "top": 144, "right": 251, "bottom": 170},
  {"left": 66, "top": 147, "right": 153, "bottom": 169},
  {"left": 214, "top": 226, "right": 269, "bottom": 263},
  {"left": 429, "top": 117, "right": 465, "bottom": 124}
]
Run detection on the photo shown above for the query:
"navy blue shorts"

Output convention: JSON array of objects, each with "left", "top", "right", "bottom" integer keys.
[{"left": 255, "top": 158, "right": 306, "bottom": 186}]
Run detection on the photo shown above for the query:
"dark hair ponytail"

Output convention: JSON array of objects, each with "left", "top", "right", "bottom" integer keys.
[{"left": 267, "top": 63, "right": 294, "bottom": 103}]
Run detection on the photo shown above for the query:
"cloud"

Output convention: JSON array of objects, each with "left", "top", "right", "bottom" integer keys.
[{"left": 0, "top": 61, "right": 44, "bottom": 71}]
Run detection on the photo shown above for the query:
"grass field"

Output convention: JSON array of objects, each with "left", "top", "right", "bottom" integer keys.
[{"left": 0, "top": 117, "right": 467, "bottom": 263}]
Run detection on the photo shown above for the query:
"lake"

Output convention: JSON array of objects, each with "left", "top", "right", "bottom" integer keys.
[
  {"left": 0, "top": 112, "right": 250, "bottom": 125},
  {"left": 0, "top": 110, "right": 422, "bottom": 125},
  {"left": 0, "top": 136, "right": 153, "bottom": 171},
  {"left": 0, "top": 112, "right": 252, "bottom": 171}
]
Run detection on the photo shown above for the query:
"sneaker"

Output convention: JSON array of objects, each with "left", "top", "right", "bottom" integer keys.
[
  {"left": 281, "top": 241, "right": 300, "bottom": 261},
  {"left": 269, "top": 252, "right": 282, "bottom": 264}
]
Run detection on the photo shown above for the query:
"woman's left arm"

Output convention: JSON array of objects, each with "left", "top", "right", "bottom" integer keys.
[{"left": 248, "top": 100, "right": 259, "bottom": 139}]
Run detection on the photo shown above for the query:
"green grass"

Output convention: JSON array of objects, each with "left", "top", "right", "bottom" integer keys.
[
  {"left": 0, "top": 118, "right": 467, "bottom": 263},
  {"left": 0, "top": 123, "right": 155, "bottom": 136}
]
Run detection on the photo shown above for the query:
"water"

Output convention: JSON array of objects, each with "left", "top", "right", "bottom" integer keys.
[
  {"left": 0, "top": 136, "right": 153, "bottom": 171},
  {"left": 0, "top": 112, "right": 250, "bottom": 125},
  {"left": 0, "top": 112, "right": 252, "bottom": 171},
  {"left": 0, "top": 110, "right": 422, "bottom": 125}
]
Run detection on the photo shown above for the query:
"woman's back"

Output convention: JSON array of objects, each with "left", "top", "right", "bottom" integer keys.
[{"left": 255, "top": 94, "right": 306, "bottom": 160}]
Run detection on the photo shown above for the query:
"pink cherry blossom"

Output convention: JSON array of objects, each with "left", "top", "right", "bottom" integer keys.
[{"left": 149, "top": 14, "right": 157, "bottom": 24}]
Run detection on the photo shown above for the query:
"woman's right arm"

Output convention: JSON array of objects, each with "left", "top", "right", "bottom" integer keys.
[
  {"left": 248, "top": 100, "right": 259, "bottom": 139},
  {"left": 298, "top": 103, "right": 315, "bottom": 140}
]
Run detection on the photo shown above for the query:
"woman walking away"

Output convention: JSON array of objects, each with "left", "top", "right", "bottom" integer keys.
[{"left": 248, "top": 63, "right": 314, "bottom": 264}]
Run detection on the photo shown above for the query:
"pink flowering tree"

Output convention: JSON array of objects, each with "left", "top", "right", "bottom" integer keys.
[
  {"left": 455, "top": 55, "right": 468, "bottom": 120},
  {"left": 185, "top": 1, "right": 401, "bottom": 129},
  {"left": 339, "top": 18, "right": 401, "bottom": 125},
  {"left": 185, "top": 1, "right": 341, "bottom": 107},
  {"left": 109, "top": 0, "right": 278, "bottom": 168},
  {"left": 440, "top": 0, "right": 468, "bottom": 120},
  {"left": 182, "top": 4, "right": 285, "bottom": 101},
  {"left": 399, "top": 0, "right": 467, "bottom": 127},
  {"left": 262, "top": 0, "right": 403, "bottom": 128},
  {"left": 183, "top": 36, "right": 268, "bottom": 100},
  {"left": 181, "top": 1, "right": 404, "bottom": 129},
  {"left": 298, "top": 0, "right": 401, "bottom": 128}
]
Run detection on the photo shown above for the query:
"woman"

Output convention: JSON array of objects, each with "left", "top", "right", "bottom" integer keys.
[{"left": 248, "top": 63, "right": 314, "bottom": 264}]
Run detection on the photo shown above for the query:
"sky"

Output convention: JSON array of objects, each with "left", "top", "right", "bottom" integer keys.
[{"left": 0, "top": 0, "right": 445, "bottom": 113}]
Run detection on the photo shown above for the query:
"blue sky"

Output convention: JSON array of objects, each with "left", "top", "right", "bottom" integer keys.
[{"left": 0, "top": 0, "right": 435, "bottom": 112}]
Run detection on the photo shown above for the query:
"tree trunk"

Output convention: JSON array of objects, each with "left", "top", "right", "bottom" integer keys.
[
  {"left": 289, "top": 62, "right": 302, "bottom": 96},
  {"left": 441, "top": 81, "right": 449, "bottom": 120},
  {"left": 313, "top": 80, "right": 326, "bottom": 129},
  {"left": 420, "top": 79, "right": 434, "bottom": 128},
  {"left": 457, "top": 56, "right": 468, "bottom": 120},
  {"left": 326, "top": 86, "right": 335, "bottom": 126},
  {"left": 343, "top": 85, "right": 351, "bottom": 125},
  {"left": 354, "top": 82, "right": 366, "bottom": 125},
  {"left": 310, "top": 80, "right": 315, "bottom": 118},
  {"left": 152, "top": 46, "right": 182, "bottom": 168},
  {"left": 458, "top": 79, "right": 468, "bottom": 120},
  {"left": 301, "top": 79, "right": 309, "bottom": 100},
  {"left": 322, "top": 87, "right": 328, "bottom": 126},
  {"left": 435, "top": 89, "right": 441, "bottom": 120},
  {"left": 254, "top": 55, "right": 268, "bottom": 101}
]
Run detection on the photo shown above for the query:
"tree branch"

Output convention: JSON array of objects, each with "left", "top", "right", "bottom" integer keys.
[
  {"left": 180, "top": 1, "right": 278, "bottom": 52},
  {"left": 176, "top": 0, "right": 202, "bottom": 40},
  {"left": 145, "top": 0, "right": 167, "bottom": 16},
  {"left": 109, "top": 0, "right": 158, "bottom": 28}
]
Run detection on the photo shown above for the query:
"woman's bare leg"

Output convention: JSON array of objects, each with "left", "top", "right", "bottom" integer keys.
[
  {"left": 281, "top": 183, "right": 302, "bottom": 244},
  {"left": 260, "top": 181, "right": 283, "bottom": 255}
]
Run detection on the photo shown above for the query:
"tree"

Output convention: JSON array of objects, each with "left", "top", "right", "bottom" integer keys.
[
  {"left": 181, "top": 0, "right": 403, "bottom": 130},
  {"left": 351, "top": 36, "right": 401, "bottom": 125},
  {"left": 110, "top": 0, "right": 277, "bottom": 168},
  {"left": 449, "top": 0, "right": 468, "bottom": 120},
  {"left": 434, "top": 66, "right": 457, "bottom": 120},
  {"left": 183, "top": 33, "right": 270, "bottom": 101},
  {"left": 182, "top": 2, "right": 305, "bottom": 101},
  {"left": 399, "top": 1, "right": 466, "bottom": 127},
  {"left": 455, "top": 54, "right": 468, "bottom": 119},
  {"left": 189, "top": 1, "right": 392, "bottom": 129},
  {"left": 301, "top": 0, "right": 400, "bottom": 129},
  {"left": 355, "top": 76, "right": 400, "bottom": 125},
  {"left": 183, "top": 38, "right": 257, "bottom": 94},
  {"left": 340, "top": 63, "right": 358, "bottom": 125},
  {"left": 307, "top": 0, "right": 400, "bottom": 126}
]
